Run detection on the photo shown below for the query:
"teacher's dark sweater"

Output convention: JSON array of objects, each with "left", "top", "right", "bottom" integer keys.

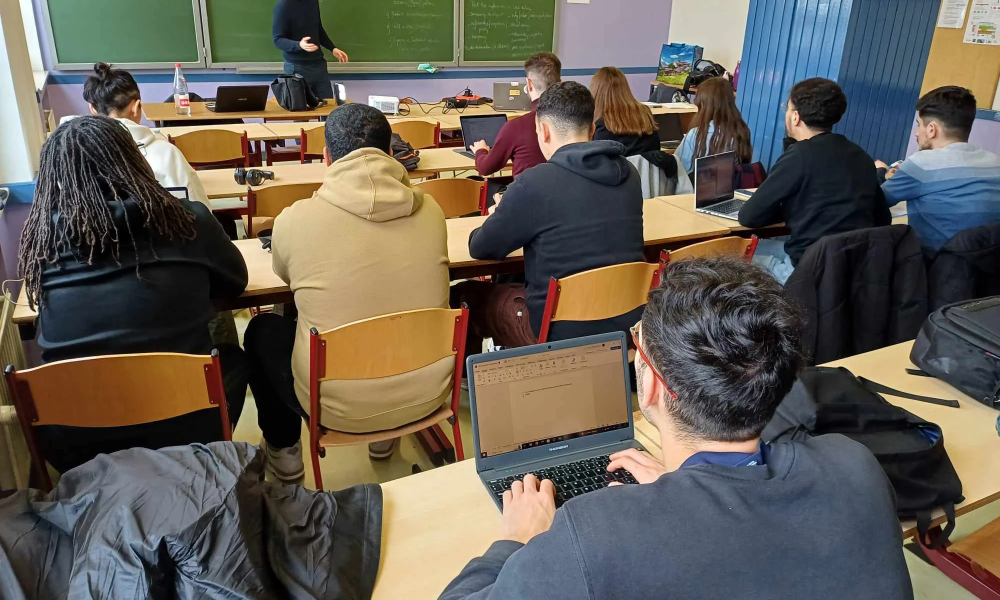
[
  {"left": 439, "top": 434, "right": 913, "bottom": 600},
  {"left": 468, "top": 140, "right": 644, "bottom": 340},
  {"left": 739, "top": 133, "right": 890, "bottom": 265},
  {"left": 272, "top": 0, "right": 336, "bottom": 64}
]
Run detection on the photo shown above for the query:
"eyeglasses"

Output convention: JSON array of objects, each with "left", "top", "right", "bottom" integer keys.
[{"left": 629, "top": 322, "right": 678, "bottom": 401}]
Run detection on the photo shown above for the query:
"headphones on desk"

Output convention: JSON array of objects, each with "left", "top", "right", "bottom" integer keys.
[{"left": 234, "top": 167, "right": 275, "bottom": 187}]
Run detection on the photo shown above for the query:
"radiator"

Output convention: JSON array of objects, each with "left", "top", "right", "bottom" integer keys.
[{"left": 0, "top": 296, "right": 29, "bottom": 490}]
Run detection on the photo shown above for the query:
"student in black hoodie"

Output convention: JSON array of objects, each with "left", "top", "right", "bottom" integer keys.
[
  {"left": 451, "top": 81, "right": 644, "bottom": 347},
  {"left": 739, "top": 78, "right": 889, "bottom": 283},
  {"left": 440, "top": 257, "right": 913, "bottom": 600},
  {"left": 19, "top": 116, "right": 250, "bottom": 472}
]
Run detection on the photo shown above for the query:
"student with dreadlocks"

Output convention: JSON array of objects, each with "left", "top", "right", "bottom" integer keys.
[{"left": 20, "top": 115, "right": 250, "bottom": 473}]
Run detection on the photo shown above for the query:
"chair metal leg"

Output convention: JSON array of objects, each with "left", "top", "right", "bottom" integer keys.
[
  {"left": 919, "top": 527, "right": 1000, "bottom": 600},
  {"left": 450, "top": 415, "right": 465, "bottom": 462},
  {"left": 310, "top": 439, "right": 324, "bottom": 491}
]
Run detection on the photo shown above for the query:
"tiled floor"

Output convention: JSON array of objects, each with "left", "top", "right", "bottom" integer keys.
[{"left": 229, "top": 308, "right": 998, "bottom": 600}]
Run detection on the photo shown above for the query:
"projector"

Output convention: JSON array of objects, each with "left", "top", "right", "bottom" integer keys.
[{"left": 368, "top": 95, "right": 400, "bottom": 115}]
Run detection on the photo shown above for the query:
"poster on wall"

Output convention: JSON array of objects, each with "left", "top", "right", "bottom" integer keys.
[
  {"left": 938, "top": 0, "right": 970, "bottom": 28},
  {"left": 964, "top": 0, "right": 1000, "bottom": 44}
]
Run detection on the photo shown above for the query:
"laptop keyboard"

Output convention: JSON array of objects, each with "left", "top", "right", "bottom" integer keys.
[
  {"left": 703, "top": 199, "right": 746, "bottom": 218},
  {"left": 487, "top": 454, "right": 638, "bottom": 508},
  {"left": 454, "top": 149, "right": 476, "bottom": 159}
]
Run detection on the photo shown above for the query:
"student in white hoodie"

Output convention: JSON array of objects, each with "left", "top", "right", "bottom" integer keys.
[{"left": 79, "top": 62, "right": 210, "bottom": 209}]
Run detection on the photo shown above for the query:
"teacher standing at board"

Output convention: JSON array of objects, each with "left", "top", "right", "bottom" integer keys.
[{"left": 272, "top": 0, "right": 349, "bottom": 100}]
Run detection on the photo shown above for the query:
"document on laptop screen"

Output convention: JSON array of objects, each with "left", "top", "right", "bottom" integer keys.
[{"left": 472, "top": 341, "right": 630, "bottom": 458}]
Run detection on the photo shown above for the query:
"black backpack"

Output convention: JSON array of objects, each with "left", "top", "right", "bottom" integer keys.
[
  {"left": 911, "top": 296, "right": 1000, "bottom": 409},
  {"left": 271, "top": 74, "right": 326, "bottom": 112},
  {"left": 390, "top": 133, "right": 420, "bottom": 171},
  {"left": 762, "top": 367, "right": 964, "bottom": 547},
  {"left": 684, "top": 60, "right": 729, "bottom": 94}
]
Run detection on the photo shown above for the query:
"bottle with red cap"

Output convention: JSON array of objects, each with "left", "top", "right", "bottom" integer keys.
[{"left": 173, "top": 63, "right": 190, "bottom": 116}]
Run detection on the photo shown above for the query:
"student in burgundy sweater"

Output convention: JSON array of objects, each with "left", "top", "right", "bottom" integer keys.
[{"left": 470, "top": 52, "right": 561, "bottom": 177}]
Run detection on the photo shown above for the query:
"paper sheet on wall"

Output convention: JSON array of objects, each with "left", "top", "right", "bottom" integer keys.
[
  {"left": 964, "top": 0, "right": 1000, "bottom": 44},
  {"left": 938, "top": 0, "right": 970, "bottom": 28}
]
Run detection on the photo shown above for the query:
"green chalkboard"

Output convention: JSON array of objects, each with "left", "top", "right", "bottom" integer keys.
[
  {"left": 45, "top": 0, "right": 200, "bottom": 66},
  {"left": 461, "top": 0, "right": 556, "bottom": 63},
  {"left": 206, "top": 0, "right": 455, "bottom": 65}
]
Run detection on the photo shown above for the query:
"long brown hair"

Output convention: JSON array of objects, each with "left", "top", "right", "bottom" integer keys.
[
  {"left": 691, "top": 77, "right": 753, "bottom": 163},
  {"left": 590, "top": 66, "right": 657, "bottom": 136},
  {"left": 20, "top": 115, "right": 197, "bottom": 309}
]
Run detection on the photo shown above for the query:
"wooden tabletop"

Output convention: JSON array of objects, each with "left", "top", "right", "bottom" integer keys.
[
  {"left": 155, "top": 123, "right": 281, "bottom": 142},
  {"left": 143, "top": 98, "right": 339, "bottom": 124},
  {"left": 373, "top": 341, "right": 1000, "bottom": 598}
]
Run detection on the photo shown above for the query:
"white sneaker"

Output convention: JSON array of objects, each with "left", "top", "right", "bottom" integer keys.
[
  {"left": 368, "top": 438, "right": 399, "bottom": 460},
  {"left": 260, "top": 438, "right": 305, "bottom": 483}
]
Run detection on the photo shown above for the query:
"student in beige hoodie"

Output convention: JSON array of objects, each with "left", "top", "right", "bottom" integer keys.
[{"left": 244, "top": 103, "right": 450, "bottom": 481}]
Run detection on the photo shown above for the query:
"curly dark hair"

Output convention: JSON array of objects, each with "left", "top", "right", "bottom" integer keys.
[
  {"left": 324, "top": 103, "right": 393, "bottom": 162},
  {"left": 788, "top": 78, "right": 847, "bottom": 132},
  {"left": 641, "top": 256, "right": 804, "bottom": 441},
  {"left": 20, "top": 115, "right": 197, "bottom": 309}
]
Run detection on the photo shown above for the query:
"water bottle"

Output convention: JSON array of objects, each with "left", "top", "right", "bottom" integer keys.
[{"left": 173, "top": 63, "right": 190, "bottom": 116}]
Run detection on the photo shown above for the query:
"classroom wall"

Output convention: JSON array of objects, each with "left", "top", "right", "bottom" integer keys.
[
  {"left": 667, "top": 0, "right": 750, "bottom": 71},
  {"left": 37, "top": 0, "right": 673, "bottom": 122}
]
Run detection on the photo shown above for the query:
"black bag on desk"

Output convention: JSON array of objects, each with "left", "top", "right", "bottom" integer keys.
[
  {"left": 911, "top": 296, "right": 1000, "bottom": 410},
  {"left": 763, "top": 367, "right": 964, "bottom": 546},
  {"left": 271, "top": 74, "right": 325, "bottom": 111},
  {"left": 390, "top": 133, "right": 420, "bottom": 171}
]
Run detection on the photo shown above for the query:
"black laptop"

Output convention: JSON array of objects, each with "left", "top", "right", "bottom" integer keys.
[
  {"left": 455, "top": 114, "right": 509, "bottom": 159},
  {"left": 206, "top": 86, "right": 269, "bottom": 113}
]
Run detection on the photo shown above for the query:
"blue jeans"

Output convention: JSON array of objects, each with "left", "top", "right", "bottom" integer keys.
[
  {"left": 283, "top": 61, "right": 333, "bottom": 100},
  {"left": 752, "top": 237, "right": 795, "bottom": 285}
]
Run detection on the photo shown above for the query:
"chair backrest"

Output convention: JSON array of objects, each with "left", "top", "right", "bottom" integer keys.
[
  {"left": 168, "top": 130, "right": 249, "bottom": 168},
  {"left": 6, "top": 351, "right": 229, "bottom": 490},
  {"left": 928, "top": 221, "right": 1000, "bottom": 310},
  {"left": 415, "top": 178, "right": 486, "bottom": 218},
  {"left": 539, "top": 262, "right": 660, "bottom": 343},
  {"left": 391, "top": 121, "right": 441, "bottom": 150},
  {"left": 300, "top": 124, "right": 326, "bottom": 162},
  {"left": 246, "top": 182, "right": 322, "bottom": 236},
  {"left": 662, "top": 235, "right": 759, "bottom": 264}
]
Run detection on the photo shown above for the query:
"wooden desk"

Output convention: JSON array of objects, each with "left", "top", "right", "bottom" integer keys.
[
  {"left": 654, "top": 194, "right": 787, "bottom": 234},
  {"left": 143, "top": 99, "right": 338, "bottom": 126},
  {"left": 154, "top": 123, "right": 281, "bottom": 142},
  {"left": 372, "top": 341, "right": 1000, "bottom": 598},
  {"left": 196, "top": 149, "right": 494, "bottom": 199}
]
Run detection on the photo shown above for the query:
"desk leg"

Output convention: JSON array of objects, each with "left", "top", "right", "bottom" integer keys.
[
  {"left": 415, "top": 424, "right": 455, "bottom": 467},
  {"left": 918, "top": 528, "right": 1000, "bottom": 600}
]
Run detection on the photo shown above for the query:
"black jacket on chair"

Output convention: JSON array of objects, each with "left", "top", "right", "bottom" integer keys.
[
  {"left": 785, "top": 225, "right": 928, "bottom": 365},
  {"left": 927, "top": 221, "right": 1000, "bottom": 311}
]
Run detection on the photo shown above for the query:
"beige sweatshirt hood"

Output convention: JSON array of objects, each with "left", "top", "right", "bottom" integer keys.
[{"left": 316, "top": 147, "right": 423, "bottom": 223}]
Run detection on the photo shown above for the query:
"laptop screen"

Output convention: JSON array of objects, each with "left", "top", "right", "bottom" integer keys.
[
  {"left": 460, "top": 115, "right": 508, "bottom": 147},
  {"left": 164, "top": 187, "right": 190, "bottom": 202},
  {"left": 471, "top": 340, "right": 630, "bottom": 458},
  {"left": 695, "top": 151, "right": 736, "bottom": 208}
]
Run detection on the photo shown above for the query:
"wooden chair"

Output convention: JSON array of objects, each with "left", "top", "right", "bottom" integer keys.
[
  {"left": 245, "top": 182, "right": 322, "bottom": 238},
  {"left": 661, "top": 235, "right": 759, "bottom": 265},
  {"left": 307, "top": 307, "right": 469, "bottom": 490},
  {"left": 415, "top": 178, "right": 487, "bottom": 218},
  {"left": 538, "top": 262, "right": 661, "bottom": 344},
  {"left": 168, "top": 130, "right": 249, "bottom": 169},
  {"left": 391, "top": 121, "right": 441, "bottom": 150},
  {"left": 6, "top": 351, "right": 230, "bottom": 491},
  {"left": 299, "top": 124, "right": 326, "bottom": 163}
]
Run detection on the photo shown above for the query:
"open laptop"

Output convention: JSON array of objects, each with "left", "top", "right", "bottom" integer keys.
[
  {"left": 694, "top": 151, "right": 750, "bottom": 220},
  {"left": 493, "top": 82, "right": 531, "bottom": 112},
  {"left": 469, "top": 333, "right": 643, "bottom": 511},
  {"left": 206, "top": 85, "right": 269, "bottom": 113},
  {"left": 164, "top": 187, "right": 190, "bottom": 202},
  {"left": 455, "top": 114, "right": 508, "bottom": 159}
]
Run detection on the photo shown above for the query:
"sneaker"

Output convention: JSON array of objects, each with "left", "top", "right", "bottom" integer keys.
[
  {"left": 368, "top": 438, "right": 399, "bottom": 460},
  {"left": 260, "top": 438, "right": 305, "bottom": 483}
]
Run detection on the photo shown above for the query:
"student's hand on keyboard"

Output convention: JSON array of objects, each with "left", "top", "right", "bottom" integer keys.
[
  {"left": 469, "top": 140, "right": 490, "bottom": 154},
  {"left": 501, "top": 473, "right": 556, "bottom": 544},
  {"left": 607, "top": 449, "right": 666, "bottom": 485}
]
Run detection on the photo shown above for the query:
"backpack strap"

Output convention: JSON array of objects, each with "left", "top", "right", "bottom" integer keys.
[
  {"left": 917, "top": 502, "right": 956, "bottom": 549},
  {"left": 859, "top": 377, "right": 961, "bottom": 409}
]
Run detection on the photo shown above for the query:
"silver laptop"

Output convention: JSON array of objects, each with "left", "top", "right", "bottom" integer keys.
[
  {"left": 469, "top": 333, "right": 643, "bottom": 511},
  {"left": 454, "top": 114, "right": 509, "bottom": 159},
  {"left": 694, "top": 151, "right": 750, "bottom": 220},
  {"left": 493, "top": 82, "right": 531, "bottom": 112}
]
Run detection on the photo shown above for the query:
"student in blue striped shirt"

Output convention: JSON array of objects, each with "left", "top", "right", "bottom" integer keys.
[{"left": 876, "top": 86, "right": 1000, "bottom": 254}]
